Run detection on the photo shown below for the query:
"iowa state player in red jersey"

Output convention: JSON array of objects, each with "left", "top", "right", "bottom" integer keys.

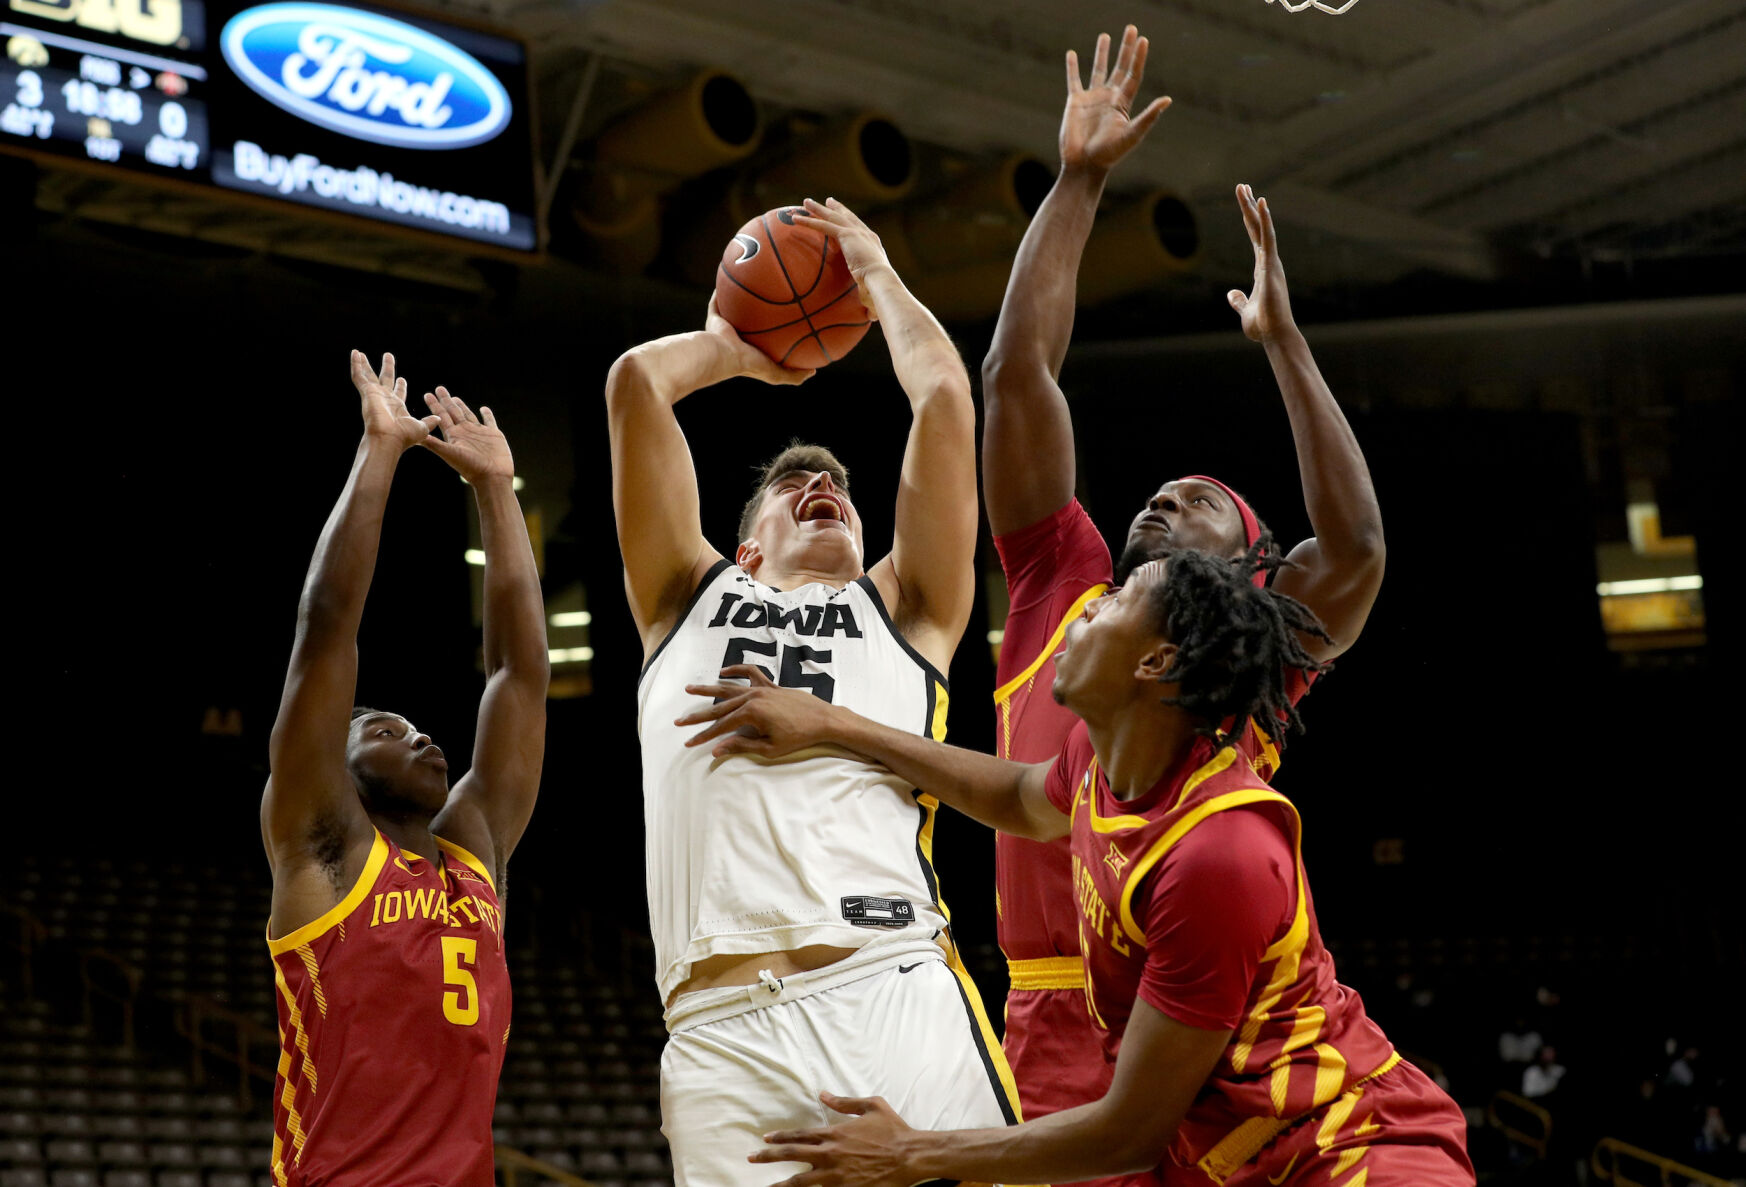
[
  {"left": 678, "top": 547, "right": 1470, "bottom": 1187},
  {"left": 261, "top": 352, "right": 548, "bottom": 1187},
  {"left": 981, "top": 25, "right": 1386, "bottom": 1149}
]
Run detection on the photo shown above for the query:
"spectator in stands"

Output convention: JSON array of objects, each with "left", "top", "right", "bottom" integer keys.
[
  {"left": 1521, "top": 1045, "right": 1566, "bottom": 1101},
  {"left": 1667, "top": 1045, "right": 1702, "bottom": 1090},
  {"left": 1498, "top": 1014, "right": 1542, "bottom": 1067},
  {"left": 1694, "top": 1104, "right": 1730, "bottom": 1161}
]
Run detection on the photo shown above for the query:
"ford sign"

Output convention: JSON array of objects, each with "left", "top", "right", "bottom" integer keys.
[{"left": 220, "top": 3, "right": 512, "bottom": 149}]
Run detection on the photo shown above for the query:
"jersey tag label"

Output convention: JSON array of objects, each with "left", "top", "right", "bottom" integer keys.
[{"left": 840, "top": 896, "right": 915, "bottom": 928}]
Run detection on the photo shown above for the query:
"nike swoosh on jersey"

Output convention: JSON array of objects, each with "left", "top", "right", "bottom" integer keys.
[
  {"left": 897, "top": 963, "right": 924, "bottom": 974},
  {"left": 1267, "top": 1151, "right": 1302, "bottom": 1185}
]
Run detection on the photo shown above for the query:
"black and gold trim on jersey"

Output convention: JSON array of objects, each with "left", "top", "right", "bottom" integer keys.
[
  {"left": 854, "top": 574, "right": 950, "bottom": 695},
  {"left": 640, "top": 558, "right": 735, "bottom": 682}
]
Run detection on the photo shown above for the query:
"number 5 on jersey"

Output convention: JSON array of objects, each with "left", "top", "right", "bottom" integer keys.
[
  {"left": 441, "top": 935, "right": 479, "bottom": 1026},
  {"left": 721, "top": 638, "right": 835, "bottom": 702}
]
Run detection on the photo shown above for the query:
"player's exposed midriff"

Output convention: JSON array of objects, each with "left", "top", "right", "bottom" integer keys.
[{"left": 668, "top": 944, "right": 862, "bottom": 1006}]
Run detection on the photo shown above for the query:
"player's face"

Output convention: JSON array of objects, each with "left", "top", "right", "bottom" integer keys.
[
  {"left": 1052, "top": 561, "right": 1176, "bottom": 720},
  {"left": 744, "top": 469, "right": 865, "bottom": 578},
  {"left": 346, "top": 712, "right": 451, "bottom": 816},
  {"left": 1114, "top": 480, "right": 1246, "bottom": 583}
]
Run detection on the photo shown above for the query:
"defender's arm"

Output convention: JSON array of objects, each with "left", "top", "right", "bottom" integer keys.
[
  {"left": 263, "top": 352, "right": 432, "bottom": 875},
  {"left": 983, "top": 26, "right": 1171, "bottom": 536},
  {"left": 676, "top": 667, "right": 1065, "bottom": 842},
  {"left": 1228, "top": 186, "right": 1384, "bottom": 661},
  {"left": 754, "top": 1001, "right": 1229, "bottom": 1186},
  {"left": 606, "top": 302, "right": 812, "bottom": 655},
  {"left": 415, "top": 390, "right": 549, "bottom": 874}
]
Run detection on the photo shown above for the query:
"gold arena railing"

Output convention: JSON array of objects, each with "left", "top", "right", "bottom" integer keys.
[
  {"left": 1488, "top": 1090, "right": 1553, "bottom": 1159},
  {"left": 496, "top": 1144, "right": 596, "bottom": 1187},
  {"left": 175, "top": 991, "right": 279, "bottom": 1110},
  {"left": 1592, "top": 1137, "right": 1734, "bottom": 1187},
  {"left": 0, "top": 901, "right": 46, "bottom": 1000},
  {"left": 78, "top": 947, "right": 143, "bottom": 1050}
]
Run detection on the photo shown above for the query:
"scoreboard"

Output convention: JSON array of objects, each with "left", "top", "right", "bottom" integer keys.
[{"left": 1, "top": 0, "right": 537, "bottom": 250}]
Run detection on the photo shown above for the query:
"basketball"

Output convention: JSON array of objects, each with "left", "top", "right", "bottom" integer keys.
[{"left": 713, "top": 206, "right": 872, "bottom": 370}]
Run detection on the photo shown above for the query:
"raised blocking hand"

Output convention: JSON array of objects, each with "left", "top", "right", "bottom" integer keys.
[
  {"left": 1061, "top": 25, "right": 1172, "bottom": 174},
  {"left": 1227, "top": 183, "right": 1297, "bottom": 343},
  {"left": 352, "top": 350, "right": 437, "bottom": 449},
  {"left": 419, "top": 386, "right": 514, "bottom": 485}
]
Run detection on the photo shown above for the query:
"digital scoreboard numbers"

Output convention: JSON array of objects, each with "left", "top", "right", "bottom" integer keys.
[
  {"left": 1, "top": 0, "right": 536, "bottom": 251},
  {"left": 3, "top": 0, "right": 210, "bottom": 173}
]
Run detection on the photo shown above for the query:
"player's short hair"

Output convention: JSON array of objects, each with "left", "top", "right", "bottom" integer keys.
[
  {"left": 1147, "top": 539, "right": 1331, "bottom": 750},
  {"left": 737, "top": 442, "right": 851, "bottom": 545},
  {"left": 351, "top": 706, "right": 383, "bottom": 722}
]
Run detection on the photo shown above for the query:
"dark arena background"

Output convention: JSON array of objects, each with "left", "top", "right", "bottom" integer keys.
[{"left": 6, "top": 2, "right": 1742, "bottom": 1186}]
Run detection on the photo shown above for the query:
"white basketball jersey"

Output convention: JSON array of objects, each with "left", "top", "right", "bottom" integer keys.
[{"left": 637, "top": 561, "right": 954, "bottom": 1002}]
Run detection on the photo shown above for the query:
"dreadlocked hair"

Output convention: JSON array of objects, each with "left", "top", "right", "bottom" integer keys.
[{"left": 1147, "top": 533, "right": 1332, "bottom": 750}]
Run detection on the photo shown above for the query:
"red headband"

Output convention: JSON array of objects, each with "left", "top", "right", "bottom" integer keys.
[{"left": 1180, "top": 475, "right": 1266, "bottom": 588}]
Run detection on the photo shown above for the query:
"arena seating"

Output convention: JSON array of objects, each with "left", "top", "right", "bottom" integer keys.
[
  {"left": 5, "top": 856, "right": 675, "bottom": 1187},
  {"left": 11, "top": 854, "right": 1734, "bottom": 1187}
]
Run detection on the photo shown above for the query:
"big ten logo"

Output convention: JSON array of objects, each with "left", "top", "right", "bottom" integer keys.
[{"left": 10, "top": 0, "right": 184, "bottom": 47}]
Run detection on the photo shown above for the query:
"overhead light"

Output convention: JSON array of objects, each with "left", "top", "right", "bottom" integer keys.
[
  {"left": 987, "top": 629, "right": 1004, "bottom": 646},
  {"left": 549, "top": 646, "right": 594, "bottom": 663},
  {"left": 1596, "top": 576, "right": 1702, "bottom": 597},
  {"left": 549, "top": 611, "right": 592, "bottom": 627},
  {"left": 464, "top": 549, "right": 486, "bottom": 566}
]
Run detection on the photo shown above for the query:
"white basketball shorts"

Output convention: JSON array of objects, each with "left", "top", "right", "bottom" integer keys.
[{"left": 660, "top": 936, "right": 1022, "bottom": 1187}]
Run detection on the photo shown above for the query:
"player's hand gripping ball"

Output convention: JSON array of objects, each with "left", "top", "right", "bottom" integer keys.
[{"left": 713, "top": 206, "right": 872, "bottom": 371}]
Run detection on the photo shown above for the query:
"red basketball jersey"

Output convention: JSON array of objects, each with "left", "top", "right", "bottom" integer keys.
[
  {"left": 1044, "top": 725, "right": 1398, "bottom": 1182},
  {"left": 267, "top": 831, "right": 510, "bottom": 1187},
  {"left": 992, "top": 500, "right": 1305, "bottom": 964}
]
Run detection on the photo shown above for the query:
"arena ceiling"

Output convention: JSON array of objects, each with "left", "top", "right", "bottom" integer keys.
[
  {"left": 22, "top": 0, "right": 1744, "bottom": 304},
  {"left": 524, "top": 0, "right": 1744, "bottom": 288}
]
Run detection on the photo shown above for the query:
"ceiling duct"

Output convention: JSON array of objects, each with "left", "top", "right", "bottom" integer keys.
[
  {"left": 1077, "top": 191, "right": 1200, "bottom": 306},
  {"left": 879, "top": 153, "right": 1052, "bottom": 321},
  {"left": 572, "top": 69, "right": 762, "bottom": 274},
  {"left": 677, "top": 113, "right": 916, "bottom": 285}
]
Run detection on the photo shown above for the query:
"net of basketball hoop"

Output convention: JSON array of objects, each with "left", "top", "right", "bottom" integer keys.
[{"left": 1266, "top": 0, "right": 1360, "bottom": 12}]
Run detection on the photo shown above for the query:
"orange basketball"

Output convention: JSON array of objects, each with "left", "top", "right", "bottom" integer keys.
[{"left": 713, "top": 206, "right": 871, "bottom": 369}]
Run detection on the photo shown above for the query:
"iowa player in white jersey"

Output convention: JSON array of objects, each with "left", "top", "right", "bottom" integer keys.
[{"left": 606, "top": 197, "right": 1019, "bottom": 1186}]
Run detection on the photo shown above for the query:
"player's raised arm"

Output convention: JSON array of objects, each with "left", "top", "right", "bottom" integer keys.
[
  {"left": 411, "top": 388, "right": 549, "bottom": 878},
  {"left": 791, "top": 197, "right": 977, "bottom": 668},
  {"left": 263, "top": 353, "right": 436, "bottom": 882},
  {"left": 981, "top": 26, "right": 1171, "bottom": 536},
  {"left": 674, "top": 666, "right": 1066, "bottom": 842},
  {"left": 1227, "top": 185, "right": 1385, "bottom": 661},
  {"left": 605, "top": 302, "right": 813, "bottom": 655}
]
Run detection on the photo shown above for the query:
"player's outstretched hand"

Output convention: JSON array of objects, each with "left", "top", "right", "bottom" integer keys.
[
  {"left": 678, "top": 665, "right": 842, "bottom": 759},
  {"left": 1227, "top": 184, "right": 1297, "bottom": 344},
  {"left": 418, "top": 386, "right": 514, "bottom": 485},
  {"left": 789, "top": 198, "right": 886, "bottom": 321},
  {"left": 706, "top": 294, "right": 817, "bottom": 387},
  {"left": 352, "top": 350, "right": 437, "bottom": 450},
  {"left": 750, "top": 1091, "right": 918, "bottom": 1187},
  {"left": 1061, "top": 25, "right": 1172, "bottom": 174}
]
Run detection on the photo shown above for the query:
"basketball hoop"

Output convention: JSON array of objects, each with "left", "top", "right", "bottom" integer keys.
[{"left": 1266, "top": 0, "right": 1360, "bottom": 12}]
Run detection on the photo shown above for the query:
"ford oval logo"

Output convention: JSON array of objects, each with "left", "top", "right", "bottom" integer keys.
[{"left": 220, "top": 3, "right": 512, "bottom": 149}]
